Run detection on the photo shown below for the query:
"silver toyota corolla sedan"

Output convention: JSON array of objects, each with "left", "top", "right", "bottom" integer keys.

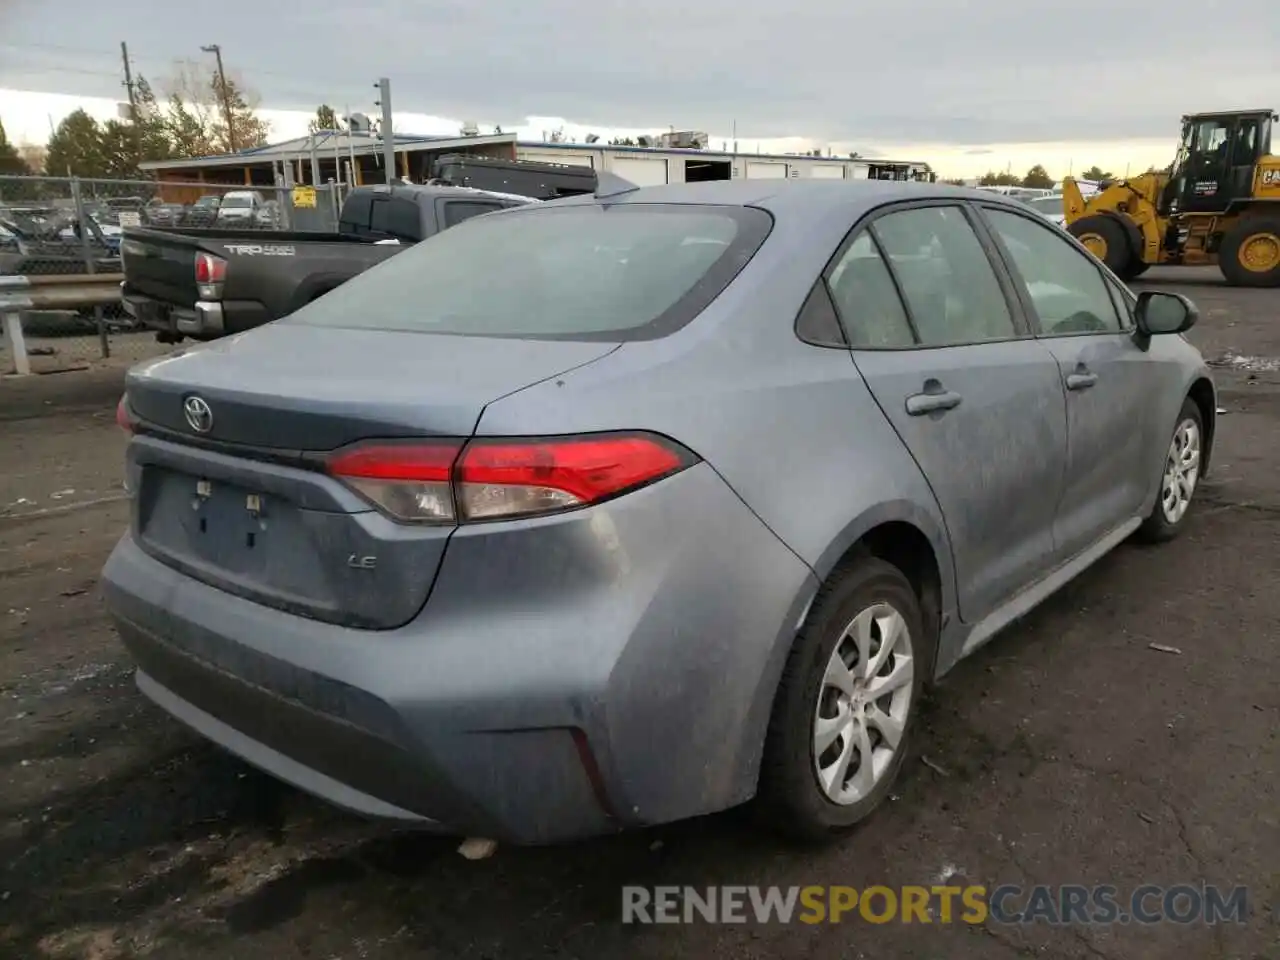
[{"left": 103, "top": 180, "right": 1215, "bottom": 844}]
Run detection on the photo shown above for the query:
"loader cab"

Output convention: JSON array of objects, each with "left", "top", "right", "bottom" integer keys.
[{"left": 1161, "top": 110, "right": 1275, "bottom": 215}]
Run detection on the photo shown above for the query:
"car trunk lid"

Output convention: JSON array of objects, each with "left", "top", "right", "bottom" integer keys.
[{"left": 124, "top": 323, "right": 618, "bottom": 628}]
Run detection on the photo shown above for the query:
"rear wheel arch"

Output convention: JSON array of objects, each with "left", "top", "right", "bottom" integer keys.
[
  {"left": 754, "top": 527, "right": 942, "bottom": 837},
  {"left": 808, "top": 511, "right": 949, "bottom": 681},
  {"left": 289, "top": 274, "right": 352, "bottom": 312}
]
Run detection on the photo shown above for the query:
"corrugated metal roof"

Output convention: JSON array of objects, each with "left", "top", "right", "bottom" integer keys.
[
  {"left": 513, "top": 140, "right": 929, "bottom": 168},
  {"left": 138, "top": 132, "right": 517, "bottom": 171}
]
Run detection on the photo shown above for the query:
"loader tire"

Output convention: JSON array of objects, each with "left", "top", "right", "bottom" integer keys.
[
  {"left": 1068, "top": 215, "right": 1138, "bottom": 278},
  {"left": 1219, "top": 215, "right": 1280, "bottom": 288}
]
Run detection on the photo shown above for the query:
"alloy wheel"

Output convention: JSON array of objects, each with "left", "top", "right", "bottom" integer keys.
[
  {"left": 813, "top": 603, "right": 915, "bottom": 805},
  {"left": 1161, "top": 418, "right": 1202, "bottom": 524}
]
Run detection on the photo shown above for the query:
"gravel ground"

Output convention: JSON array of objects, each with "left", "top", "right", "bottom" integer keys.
[{"left": 0, "top": 268, "right": 1277, "bottom": 959}]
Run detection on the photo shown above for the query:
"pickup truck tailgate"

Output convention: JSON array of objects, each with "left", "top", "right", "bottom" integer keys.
[{"left": 121, "top": 229, "right": 198, "bottom": 307}]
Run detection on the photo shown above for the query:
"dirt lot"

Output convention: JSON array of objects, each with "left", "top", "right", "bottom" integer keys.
[{"left": 1, "top": 269, "right": 1277, "bottom": 960}]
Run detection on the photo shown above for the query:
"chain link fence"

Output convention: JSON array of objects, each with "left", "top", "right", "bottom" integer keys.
[{"left": 1, "top": 175, "right": 345, "bottom": 374}]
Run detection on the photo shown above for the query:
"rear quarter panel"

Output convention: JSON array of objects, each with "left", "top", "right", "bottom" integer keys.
[
  {"left": 474, "top": 207, "right": 956, "bottom": 802},
  {"left": 476, "top": 201, "right": 956, "bottom": 638}
]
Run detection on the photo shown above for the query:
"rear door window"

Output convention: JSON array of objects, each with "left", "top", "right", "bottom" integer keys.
[
  {"left": 871, "top": 205, "right": 1017, "bottom": 345},
  {"left": 288, "top": 203, "right": 773, "bottom": 341}
]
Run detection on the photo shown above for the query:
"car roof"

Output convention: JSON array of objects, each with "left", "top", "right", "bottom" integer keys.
[{"left": 579, "top": 179, "right": 1036, "bottom": 219}]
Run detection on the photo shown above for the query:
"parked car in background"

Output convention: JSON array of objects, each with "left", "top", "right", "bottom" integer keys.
[
  {"left": 120, "top": 183, "right": 536, "bottom": 342},
  {"left": 1024, "top": 194, "right": 1067, "bottom": 226},
  {"left": 58, "top": 216, "right": 123, "bottom": 255},
  {"left": 104, "top": 180, "right": 1215, "bottom": 845},
  {"left": 214, "top": 190, "right": 267, "bottom": 226},
  {"left": 183, "top": 195, "right": 222, "bottom": 228},
  {"left": 0, "top": 221, "right": 19, "bottom": 254},
  {"left": 254, "top": 199, "right": 282, "bottom": 228},
  {"left": 144, "top": 203, "right": 188, "bottom": 228}
]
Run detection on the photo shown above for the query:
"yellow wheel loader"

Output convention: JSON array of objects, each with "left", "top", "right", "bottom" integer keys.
[{"left": 1062, "top": 110, "right": 1280, "bottom": 286}]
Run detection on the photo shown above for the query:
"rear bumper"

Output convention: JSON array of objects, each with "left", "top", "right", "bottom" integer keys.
[
  {"left": 102, "top": 463, "right": 816, "bottom": 843},
  {"left": 121, "top": 288, "right": 270, "bottom": 339}
]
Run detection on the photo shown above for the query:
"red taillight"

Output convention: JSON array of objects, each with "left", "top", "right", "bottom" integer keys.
[
  {"left": 326, "top": 441, "right": 461, "bottom": 523},
  {"left": 115, "top": 395, "right": 133, "bottom": 434},
  {"left": 194, "top": 252, "right": 227, "bottom": 284},
  {"left": 457, "top": 435, "right": 689, "bottom": 521},
  {"left": 195, "top": 252, "right": 227, "bottom": 300},
  {"left": 325, "top": 433, "right": 694, "bottom": 525}
]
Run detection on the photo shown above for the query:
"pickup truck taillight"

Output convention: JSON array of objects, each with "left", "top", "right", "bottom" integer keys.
[
  {"left": 326, "top": 432, "right": 697, "bottom": 525},
  {"left": 194, "top": 251, "right": 227, "bottom": 300}
]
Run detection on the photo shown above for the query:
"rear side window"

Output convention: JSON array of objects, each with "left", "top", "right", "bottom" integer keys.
[
  {"left": 369, "top": 198, "right": 421, "bottom": 241},
  {"left": 288, "top": 204, "right": 773, "bottom": 341},
  {"left": 442, "top": 201, "right": 505, "bottom": 228},
  {"left": 338, "top": 194, "right": 373, "bottom": 234},
  {"left": 825, "top": 232, "right": 915, "bottom": 348}
]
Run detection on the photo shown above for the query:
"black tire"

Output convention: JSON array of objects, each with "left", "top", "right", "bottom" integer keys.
[
  {"left": 1135, "top": 398, "right": 1205, "bottom": 544},
  {"left": 1218, "top": 215, "right": 1280, "bottom": 288},
  {"left": 756, "top": 556, "right": 931, "bottom": 840},
  {"left": 1068, "top": 214, "right": 1136, "bottom": 277},
  {"left": 1128, "top": 260, "right": 1151, "bottom": 279}
]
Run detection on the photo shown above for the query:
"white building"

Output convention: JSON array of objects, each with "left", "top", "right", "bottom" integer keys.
[{"left": 514, "top": 141, "right": 931, "bottom": 186}]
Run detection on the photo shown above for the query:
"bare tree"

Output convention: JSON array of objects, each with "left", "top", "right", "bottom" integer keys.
[{"left": 161, "top": 59, "right": 270, "bottom": 156}]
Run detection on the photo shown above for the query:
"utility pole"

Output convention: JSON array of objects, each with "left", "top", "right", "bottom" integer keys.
[
  {"left": 375, "top": 77, "right": 395, "bottom": 184},
  {"left": 120, "top": 41, "right": 142, "bottom": 163},
  {"left": 120, "top": 42, "right": 139, "bottom": 121},
  {"left": 203, "top": 44, "right": 236, "bottom": 152}
]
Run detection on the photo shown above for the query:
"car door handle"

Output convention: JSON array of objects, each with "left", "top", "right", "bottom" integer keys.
[
  {"left": 905, "top": 390, "right": 963, "bottom": 415},
  {"left": 1066, "top": 371, "right": 1098, "bottom": 391}
]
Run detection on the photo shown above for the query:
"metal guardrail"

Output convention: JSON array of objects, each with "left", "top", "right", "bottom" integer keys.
[{"left": 0, "top": 274, "right": 125, "bottom": 376}]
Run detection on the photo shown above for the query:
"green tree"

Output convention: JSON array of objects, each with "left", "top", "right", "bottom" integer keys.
[
  {"left": 609, "top": 136, "right": 637, "bottom": 146},
  {"left": 979, "top": 170, "right": 1022, "bottom": 186},
  {"left": 1079, "top": 165, "right": 1113, "bottom": 182},
  {"left": 44, "top": 109, "right": 109, "bottom": 178},
  {"left": 0, "top": 119, "right": 32, "bottom": 176},
  {"left": 0, "top": 119, "right": 40, "bottom": 201},
  {"left": 309, "top": 104, "right": 339, "bottom": 134},
  {"left": 1022, "top": 164, "right": 1054, "bottom": 189},
  {"left": 132, "top": 75, "right": 175, "bottom": 163},
  {"left": 164, "top": 93, "right": 214, "bottom": 158},
  {"left": 96, "top": 77, "right": 174, "bottom": 178},
  {"left": 210, "top": 73, "right": 269, "bottom": 152}
]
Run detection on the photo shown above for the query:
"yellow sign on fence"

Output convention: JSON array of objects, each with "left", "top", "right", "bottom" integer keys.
[{"left": 292, "top": 186, "right": 317, "bottom": 209}]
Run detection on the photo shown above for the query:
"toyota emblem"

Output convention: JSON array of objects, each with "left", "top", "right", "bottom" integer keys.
[{"left": 183, "top": 395, "right": 214, "bottom": 434}]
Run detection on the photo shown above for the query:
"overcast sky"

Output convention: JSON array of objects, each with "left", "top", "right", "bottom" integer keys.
[{"left": 2, "top": 0, "right": 1275, "bottom": 173}]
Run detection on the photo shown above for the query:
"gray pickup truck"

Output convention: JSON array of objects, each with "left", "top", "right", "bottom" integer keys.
[{"left": 120, "top": 183, "right": 535, "bottom": 342}]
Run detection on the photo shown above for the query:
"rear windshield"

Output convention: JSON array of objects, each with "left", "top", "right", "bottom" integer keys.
[
  {"left": 286, "top": 203, "right": 773, "bottom": 341},
  {"left": 222, "top": 196, "right": 253, "bottom": 208}
]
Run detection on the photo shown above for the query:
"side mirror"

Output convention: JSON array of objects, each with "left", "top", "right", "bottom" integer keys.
[{"left": 1134, "top": 290, "right": 1198, "bottom": 337}]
